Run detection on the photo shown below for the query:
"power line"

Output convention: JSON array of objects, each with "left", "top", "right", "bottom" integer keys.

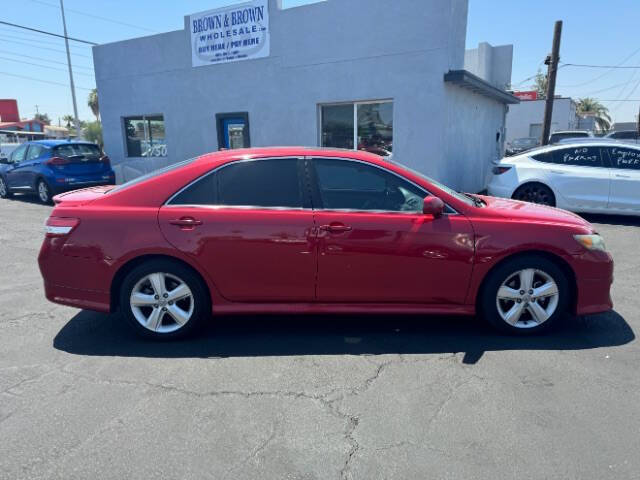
[
  {"left": 558, "top": 46, "right": 640, "bottom": 88},
  {"left": 0, "top": 38, "right": 92, "bottom": 59},
  {"left": 0, "top": 32, "right": 89, "bottom": 51},
  {"left": 562, "top": 63, "right": 640, "bottom": 69},
  {"left": 26, "top": 0, "right": 158, "bottom": 33},
  {"left": 0, "top": 20, "right": 96, "bottom": 45},
  {"left": 0, "top": 71, "right": 93, "bottom": 91},
  {"left": 0, "top": 49, "right": 93, "bottom": 70},
  {"left": 0, "top": 56, "right": 94, "bottom": 77}
]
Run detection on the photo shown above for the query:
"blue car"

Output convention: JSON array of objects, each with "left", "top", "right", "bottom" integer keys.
[{"left": 0, "top": 140, "right": 115, "bottom": 203}]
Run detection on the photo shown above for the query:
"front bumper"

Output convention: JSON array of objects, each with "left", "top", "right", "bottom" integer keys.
[{"left": 572, "top": 251, "right": 614, "bottom": 315}]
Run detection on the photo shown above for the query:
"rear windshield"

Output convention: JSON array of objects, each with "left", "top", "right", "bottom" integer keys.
[
  {"left": 108, "top": 158, "right": 197, "bottom": 194},
  {"left": 54, "top": 143, "right": 101, "bottom": 158}
]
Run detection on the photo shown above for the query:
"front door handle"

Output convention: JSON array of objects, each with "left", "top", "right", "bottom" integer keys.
[
  {"left": 615, "top": 174, "right": 631, "bottom": 179},
  {"left": 320, "top": 223, "right": 352, "bottom": 233},
  {"left": 550, "top": 170, "right": 566, "bottom": 174},
  {"left": 169, "top": 217, "right": 203, "bottom": 228}
]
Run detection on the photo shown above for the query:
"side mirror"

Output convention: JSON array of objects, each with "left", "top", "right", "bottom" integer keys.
[
  {"left": 0, "top": 157, "right": 8, "bottom": 165},
  {"left": 423, "top": 196, "right": 445, "bottom": 218}
]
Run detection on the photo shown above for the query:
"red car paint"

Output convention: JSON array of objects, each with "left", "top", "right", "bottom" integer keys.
[{"left": 38, "top": 148, "right": 613, "bottom": 317}]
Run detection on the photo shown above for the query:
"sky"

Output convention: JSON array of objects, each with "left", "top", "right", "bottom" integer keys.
[{"left": 1, "top": 0, "right": 639, "bottom": 125}]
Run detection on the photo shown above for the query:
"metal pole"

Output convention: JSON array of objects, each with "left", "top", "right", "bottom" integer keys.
[
  {"left": 541, "top": 20, "right": 563, "bottom": 146},
  {"left": 59, "top": 0, "right": 81, "bottom": 138}
]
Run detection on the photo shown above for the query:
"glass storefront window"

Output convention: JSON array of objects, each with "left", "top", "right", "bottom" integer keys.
[
  {"left": 321, "top": 104, "right": 354, "bottom": 150},
  {"left": 320, "top": 101, "right": 393, "bottom": 156},
  {"left": 124, "top": 115, "right": 167, "bottom": 158}
]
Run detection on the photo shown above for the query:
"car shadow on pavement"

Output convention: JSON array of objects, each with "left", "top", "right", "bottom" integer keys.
[
  {"left": 53, "top": 310, "right": 634, "bottom": 365},
  {"left": 580, "top": 213, "right": 640, "bottom": 227}
]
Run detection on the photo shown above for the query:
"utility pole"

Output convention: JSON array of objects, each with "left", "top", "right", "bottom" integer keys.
[
  {"left": 541, "top": 20, "right": 563, "bottom": 146},
  {"left": 35, "top": 105, "right": 39, "bottom": 115},
  {"left": 59, "top": 0, "right": 81, "bottom": 138}
]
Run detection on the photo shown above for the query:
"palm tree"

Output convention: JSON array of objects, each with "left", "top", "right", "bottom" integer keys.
[
  {"left": 576, "top": 97, "right": 611, "bottom": 132},
  {"left": 62, "top": 115, "right": 74, "bottom": 129},
  {"left": 87, "top": 88, "right": 100, "bottom": 122}
]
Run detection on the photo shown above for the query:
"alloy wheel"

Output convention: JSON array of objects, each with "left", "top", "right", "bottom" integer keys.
[
  {"left": 129, "top": 272, "right": 194, "bottom": 333},
  {"left": 38, "top": 181, "right": 50, "bottom": 203},
  {"left": 495, "top": 268, "right": 559, "bottom": 329},
  {"left": 0, "top": 178, "right": 7, "bottom": 197},
  {"left": 514, "top": 185, "right": 553, "bottom": 206}
]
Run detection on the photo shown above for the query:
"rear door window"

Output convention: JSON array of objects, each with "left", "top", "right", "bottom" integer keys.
[
  {"left": 606, "top": 146, "right": 640, "bottom": 170},
  {"left": 26, "top": 145, "right": 45, "bottom": 161},
  {"left": 533, "top": 147, "right": 604, "bottom": 167},
  {"left": 169, "top": 158, "right": 304, "bottom": 208}
]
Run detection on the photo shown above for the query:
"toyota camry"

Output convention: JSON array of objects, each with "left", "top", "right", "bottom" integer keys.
[{"left": 38, "top": 147, "right": 613, "bottom": 339}]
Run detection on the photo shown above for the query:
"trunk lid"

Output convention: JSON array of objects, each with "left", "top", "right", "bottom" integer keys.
[{"left": 52, "top": 185, "right": 113, "bottom": 206}]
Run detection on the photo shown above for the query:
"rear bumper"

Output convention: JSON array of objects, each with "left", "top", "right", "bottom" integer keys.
[
  {"left": 573, "top": 252, "right": 614, "bottom": 316},
  {"left": 43, "top": 281, "right": 111, "bottom": 313}
]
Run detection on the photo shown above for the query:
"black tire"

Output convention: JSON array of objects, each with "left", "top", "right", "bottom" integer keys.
[
  {"left": 0, "top": 176, "right": 12, "bottom": 198},
  {"left": 36, "top": 179, "right": 52, "bottom": 204},
  {"left": 479, "top": 254, "right": 570, "bottom": 335},
  {"left": 512, "top": 183, "right": 555, "bottom": 207},
  {"left": 119, "top": 259, "right": 210, "bottom": 340}
]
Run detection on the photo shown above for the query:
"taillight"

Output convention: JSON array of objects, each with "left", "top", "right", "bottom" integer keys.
[
  {"left": 100, "top": 155, "right": 110, "bottom": 166},
  {"left": 492, "top": 166, "right": 512, "bottom": 175},
  {"left": 46, "top": 156, "right": 70, "bottom": 166},
  {"left": 44, "top": 217, "right": 79, "bottom": 237}
]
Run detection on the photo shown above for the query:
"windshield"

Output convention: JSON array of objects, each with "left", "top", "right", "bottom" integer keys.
[
  {"left": 512, "top": 138, "right": 538, "bottom": 148},
  {"left": 387, "top": 159, "right": 477, "bottom": 207},
  {"left": 108, "top": 158, "right": 197, "bottom": 194}
]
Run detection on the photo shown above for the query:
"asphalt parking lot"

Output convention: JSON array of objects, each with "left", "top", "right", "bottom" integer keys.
[{"left": 0, "top": 195, "right": 638, "bottom": 480}]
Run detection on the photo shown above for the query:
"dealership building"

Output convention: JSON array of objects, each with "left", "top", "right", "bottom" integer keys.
[{"left": 94, "top": 0, "right": 518, "bottom": 192}]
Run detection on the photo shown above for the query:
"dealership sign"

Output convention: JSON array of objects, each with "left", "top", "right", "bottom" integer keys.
[
  {"left": 189, "top": 0, "right": 270, "bottom": 67},
  {"left": 513, "top": 91, "right": 538, "bottom": 101}
]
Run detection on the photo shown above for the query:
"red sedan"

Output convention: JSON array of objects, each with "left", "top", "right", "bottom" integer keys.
[{"left": 38, "top": 148, "right": 613, "bottom": 339}]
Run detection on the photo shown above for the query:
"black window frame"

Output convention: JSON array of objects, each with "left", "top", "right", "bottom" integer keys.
[
  {"left": 167, "top": 157, "right": 311, "bottom": 210},
  {"left": 307, "top": 157, "right": 443, "bottom": 214}
]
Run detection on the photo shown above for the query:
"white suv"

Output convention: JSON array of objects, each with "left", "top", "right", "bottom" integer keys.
[{"left": 488, "top": 142, "right": 640, "bottom": 215}]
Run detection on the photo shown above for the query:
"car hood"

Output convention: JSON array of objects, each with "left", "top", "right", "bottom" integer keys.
[
  {"left": 478, "top": 195, "right": 594, "bottom": 231},
  {"left": 53, "top": 185, "right": 114, "bottom": 206}
]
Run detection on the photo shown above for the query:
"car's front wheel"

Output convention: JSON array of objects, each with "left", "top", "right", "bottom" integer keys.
[
  {"left": 480, "top": 255, "right": 569, "bottom": 335},
  {"left": 119, "top": 260, "right": 210, "bottom": 339}
]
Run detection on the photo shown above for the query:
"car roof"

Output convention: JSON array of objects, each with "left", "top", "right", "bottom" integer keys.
[
  {"left": 27, "top": 139, "right": 96, "bottom": 147},
  {"left": 196, "top": 146, "right": 384, "bottom": 165}
]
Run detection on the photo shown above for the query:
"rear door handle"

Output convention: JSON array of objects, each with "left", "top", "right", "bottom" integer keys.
[
  {"left": 169, "top": 217, "right": 203, "bottom": 227},
  {"left": 320, "top": 223, "right": 352, "bottom": 233}
]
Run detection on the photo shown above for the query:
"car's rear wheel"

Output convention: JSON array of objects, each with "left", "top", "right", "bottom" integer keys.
[
  {"left": 119, "top": 260, "right": 209, "bottom": 339},
  {"left": 480, "top": 255, "right": 569, "bottom": 335},
  {"left": 37, "top": 179, "right": 52, "bottom": 204},
  {"left": 512, "top": 183, "right": 555, "bottom": 206},
  {"left": 0, "top": 177, "right": 12, "bottom": 198}
]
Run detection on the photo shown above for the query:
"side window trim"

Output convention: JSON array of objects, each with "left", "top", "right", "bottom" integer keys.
[
  {"left": 166, "top": 156, "right": 310, "bottom": 210},
  {"left": 306, "top": 156, "right": 457, "bottom": 215}
]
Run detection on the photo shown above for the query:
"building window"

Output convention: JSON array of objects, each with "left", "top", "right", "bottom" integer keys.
[
  {"left": 320, "top": 101, "right": 393, "bottom": 156},
  {"left": 124, "top": 115, "right": 167, "bottom": 157}
]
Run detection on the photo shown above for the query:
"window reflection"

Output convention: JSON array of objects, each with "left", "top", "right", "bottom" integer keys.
[{"left": 321, "top": 104, "right": 354, "bottom": 149}]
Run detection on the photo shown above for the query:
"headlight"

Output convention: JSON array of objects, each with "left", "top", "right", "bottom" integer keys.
[{"left": 574, "top": 234, "right": 607, "bottom": 252}]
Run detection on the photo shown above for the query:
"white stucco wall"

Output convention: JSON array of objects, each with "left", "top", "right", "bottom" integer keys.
[
  {"left": 505, "top": 98, "right": 577, "bottom": 143},
  {"left": 94, "top": 0, "right": 509, "bottom": 192}
]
